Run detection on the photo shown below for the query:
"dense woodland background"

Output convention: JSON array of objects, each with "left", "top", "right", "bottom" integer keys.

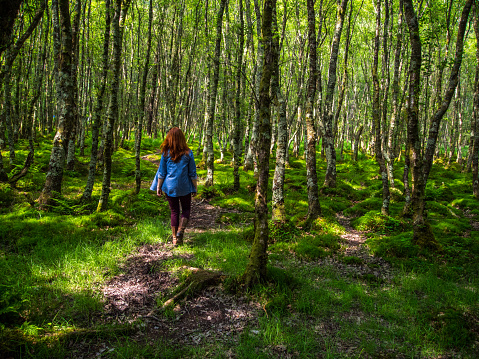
[{"left": 1, "top": 0, "right": 479, "bottom": 357}]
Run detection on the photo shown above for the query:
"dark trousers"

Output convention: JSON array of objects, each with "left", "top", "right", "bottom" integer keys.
[{"left": 165, "top": 193, "right": 191, "bottom": 227}]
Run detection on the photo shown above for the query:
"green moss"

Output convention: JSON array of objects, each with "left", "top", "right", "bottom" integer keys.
[
  {"left": 367, "top": 232, "right": 420, "bottom": 258},
  {"left": 352, "top": 210, "right": 404, "bottom": 233},
  {"left": 343, "top": 197, "right": 382, "bottom": 217}
]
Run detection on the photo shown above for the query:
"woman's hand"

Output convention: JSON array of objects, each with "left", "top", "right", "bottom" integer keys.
[
  {"left": 191, "top": 179, "right": 198, "bottom": 197},
  {"left": 157, "top": 179, "right": 164, "bottom": 197}
]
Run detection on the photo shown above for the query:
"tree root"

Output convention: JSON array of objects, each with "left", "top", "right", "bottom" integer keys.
[{"left": 161, "top": 267, "right": 224, "bottom": 309}]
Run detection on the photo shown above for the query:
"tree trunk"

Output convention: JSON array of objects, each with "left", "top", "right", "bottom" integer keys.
[
  {"left": 372, "top": 0, "right": 390, "bottom": 216},
  {"left": 204, "top": 0, "right": 227, "bottom": 187},
  {"left": 134, "top": 0, "right": 153, "bottom": 194},
  {"left": 0, "top": 0, "right": 23, "bottom": 59},
  {"left": 97, "top": 0, "right": 131, "bottom": 211},
  {"left": 304, "top": 0, "right": 320, "bottom": 221},
  {"left": 66, "top": 0, "right": 81, "bottom": 170},
  {"left": 81, "top": 0, "right": 111, "bottom": 202},
  {"left": 473, "top": 6, "right": 479, "bottom": 199},
  {"left": 404, "top": 0, "right": 472, "bottom": 246},
  {"left": 422, "top": 0, "right": 472, "bottom": 183},
  {"left": 271, "top": 2, "right": 287, "bottom": 221},
  {"left": 233, "top": 0, "right": 244, "bottom": 192},
  {"left": 39, "top": 0, "right": 75, "bottom": 207},
  {"left": 386, "top": 0, "right": 404, "bottom": 188},
  {"left": 242, "top": 0, "right": 275, "bottom": 289}
]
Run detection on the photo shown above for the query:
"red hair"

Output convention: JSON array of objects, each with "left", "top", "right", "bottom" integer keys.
[{"left": 161, "top": 127, "right": 190, "bottom": 162}]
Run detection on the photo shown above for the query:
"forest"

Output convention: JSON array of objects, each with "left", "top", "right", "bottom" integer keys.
[{"left": 1, "top": 0, "right": 479, "bottom": 357}]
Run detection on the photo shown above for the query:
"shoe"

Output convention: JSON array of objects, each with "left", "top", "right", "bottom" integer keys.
[{"left": 176, "top": 218, "right": 189, "bottom": 245}]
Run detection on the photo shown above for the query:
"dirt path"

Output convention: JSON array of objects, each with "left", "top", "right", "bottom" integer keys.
[{"left": 331, "top": 213, "right": 395, "bottom": 283}]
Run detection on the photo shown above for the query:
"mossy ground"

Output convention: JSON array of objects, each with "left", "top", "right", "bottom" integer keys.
[{"left": 1, "top": 136, "right": 478, "bottom": 358}]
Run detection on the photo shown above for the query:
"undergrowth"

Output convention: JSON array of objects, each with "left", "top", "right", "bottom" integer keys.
[{"left": 0, "top": 136, "right": 478, "bottom": 358}]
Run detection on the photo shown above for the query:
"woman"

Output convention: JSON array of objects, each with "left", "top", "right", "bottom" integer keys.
[{"left": 150, "top": 127, "right": 198, "bottom": 245}]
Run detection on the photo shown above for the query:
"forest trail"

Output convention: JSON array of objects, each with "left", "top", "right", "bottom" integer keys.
[
  {"left": 332, "top": 213, "right": 396, "bottom": 283},
  {"left": 68, "top": 201, "right": 400, "bottom": 358},
  {"left": 66, "top": 154, "right": 396, "bottom": 357}
]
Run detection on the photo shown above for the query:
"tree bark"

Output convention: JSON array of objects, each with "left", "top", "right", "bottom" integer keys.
[
  {"left": 271, "top": 1, "right": 287, "bottom": 221},
  {"left": 97, "top": 0, "right": 131, "bottom": 211},
  {"left": 0, "top": 0, "right": 23, "bottom": 58},
  {"left": 81, "top": 0, "right": 111, "bottom": 202},
  {"left": 204, "top": 0, "right": 227, "bottom": 187},
  {"left": 134, "top": 0, "right": 153, "bottom": 194},
  {"left": 39, "top": 0, "right": 75, "bottom": 207},
  {"left": 242, "top": 0, "right": 275, "bottom": 289},
  {"left": 372, "top": 0, "right": 390, "bottom": 215},
  {"left": 233, "top": 0, "right": 244, "bottom": 192},
  {"left": 320, "top": 0, "right": 349, "bottom": 188},
  {"left": 473, "top": 6, "right": 479, "bottom": 199},
  {"left": 304, "top": 0, "right": 321, "bottom": 221}
]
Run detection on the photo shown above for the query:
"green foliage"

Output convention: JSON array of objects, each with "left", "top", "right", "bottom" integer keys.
[
  {"left": 427, "top": 308, "right": 478, "bottom": 349},
  {"left": 310, "top": 217, "right": 344, "bottom": 235},
  {"left": 294, "top": 234, "right": 341, "bottom": 260},
  {"left": 0, "top": 183, "right": 16, "bottom": 208},
  {"left": 352, "top": 210, "right": 404, "bottom": 233},
  {"left": 426, "top": 181, "right": 455, "bottom": 202},
  {"left": 367, "top": 232, "right": 420, "bottom": 258},
  {"left": 343, "top": 197, "right": 383, "bottom": 217},
  {"left": 268, "top": 220, "right": 299, "bottom": 242}
]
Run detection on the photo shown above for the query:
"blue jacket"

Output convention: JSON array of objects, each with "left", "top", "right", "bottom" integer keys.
[{"left": 150, "top": 150, "right": 197, "bottom": 197}]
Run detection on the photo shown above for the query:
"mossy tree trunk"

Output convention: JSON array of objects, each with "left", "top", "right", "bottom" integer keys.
[
  {"left": 403, "top": 0, "right": 472, "bottom": 246},
  {"left": 134, "top": 0, "right": 153, "bottom": 195},
  {"left": 204, "top": 0, "right": 227, "bottom": 187},
  {"left": 271, "top": 2, "right": 287, "bottom": 221},
  {"left": 97, "top": 0, "right": 131, "bottom": 212},
  {"left": 66, "top": 0, "right": 81, "bottom": 171},
  {"left": 242, "top": 0, "right": 275, "bottom": 289},
  {"left": 39, "top": 0, "right": 74, "bottom": 207},
  {"left": 372, "top": 0, "right": 390, "bottom": 216},
  {"left": 320, "top": 0, "right": 348, "bottom": 189},
  {"left": 473, "top": 6, "right": 479, "bottom": 199},
  {"left": 233, "top": 0, "right": 244, "bottom": 192},
  {"left": 304, "top": 0, "right": 320, "bottom": 222},
  {"left": 386, "top": 0, "right": 404, "bottom": 189},
  {"left": 81, "top": 0, "right": 111, "bottom": 202}
]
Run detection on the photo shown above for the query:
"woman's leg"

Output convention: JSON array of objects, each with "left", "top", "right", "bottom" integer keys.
[
  {"left": 176, "top": 193, "right": 192, "bottom": 243},
  {"left": 179, "top": 193, "right": 192, "bottom": 220},
  {"left": 166, "top": 195, "right": 180, "bottom": 243}
]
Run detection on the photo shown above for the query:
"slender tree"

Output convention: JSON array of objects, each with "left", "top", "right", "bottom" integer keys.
[
  {"left": 204, "top": 0, "right": 227, "bottom": 187},
  {"left": 242, "top": 0, "right": 275, "bottom": 288},
  {"left": 97, "top": 0, "right": 131, "bottom": 211},
  {"left": 372, "top": 0, "right": 390, "bottom": 215},
  {"left": 305, "top": 0, "right": 321, "bottom": 221},
  {"left": 38, "top": 0, "right": 75, "bottom": 206}
]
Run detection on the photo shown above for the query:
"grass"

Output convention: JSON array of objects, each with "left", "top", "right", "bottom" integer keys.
[{"left": 1, "top": 134, "right": 478, "bottom": 358}]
